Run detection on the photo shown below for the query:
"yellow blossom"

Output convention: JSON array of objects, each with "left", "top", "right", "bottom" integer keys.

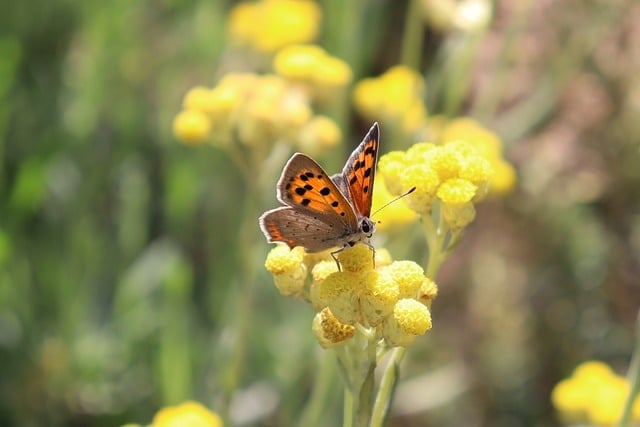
[
  {"left": 309, "top": 260, "right": 339, "bottom": 311},
  {"left": 377, "top": 151, "right": 408, "bottom": 195},
  {"left": 173, "top": 110, "right": 211, "bottom": 145},
  {"left": 319, "top": 271, "right": 361, "bottom": 325},
  {"left": 264, "top": 245, "right": 307, "bottom": 296},
  {"left": 353, "top": 65, "right": 427, "bottom": 132},
  {"left": 152, "top": 401, "right": 222, "bottom": 427},
  {"left": 384, "top": 261, "right": 425, "bottom": 299},
  {"left": 360, "top": 270, "right": 400, "bottom": 326},
  {"left": 228, "top": 0, "right": 321, "bottom": 53},
  {"left": 439, "top": 117, "right": 515, "bottom": 196},
  {"left": 417, "top": 277, "right": 438, "bottom": 306},
  {"left": 437, "top": 178, "right": 477, "bottom": 204},
  {"left": 337, "top": 243, "right": 375, "bottom": 274},
  {"left": 183, "top": 86, "right": 216, "bottom": 114},
  {"left": 312, "top": 307, "right": 356, "bottom": 348},
  {"left": 382, "top": 298, "right": 432, "bottom": 347},
  {"left": 551, "top": 360, "right": 639, "bottom": 426},
  {"left": 401, "top": 164, "right": 440, "bottom": 214},
  {"left": 275, "top": 44, "right": 352, "bottom": 90},
  {"left": 490, "top": 159, "right": 517, "bottom": 196},
  {"left": 297, "top": 115, "right": 342, "bottom": 156}
]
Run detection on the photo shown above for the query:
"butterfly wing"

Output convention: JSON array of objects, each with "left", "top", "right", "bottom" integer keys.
[
  {"left": 276, "top": 153, "right": 359, "bottom": 230},
  {"left": 259, "top": 207, "right": 353, "bottom": 252},
  {"left": 340, "top": 122, "right": 379, "bottom": 217}
]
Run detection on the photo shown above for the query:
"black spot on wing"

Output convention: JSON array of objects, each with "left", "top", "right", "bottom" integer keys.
[{"left": 320, "top": 187, "right": 330, "bottom": 196}]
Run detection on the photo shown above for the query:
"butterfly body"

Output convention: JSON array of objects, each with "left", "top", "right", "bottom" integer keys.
[{"left": 259, "top": 123, "right": 379, "bottom": 255}]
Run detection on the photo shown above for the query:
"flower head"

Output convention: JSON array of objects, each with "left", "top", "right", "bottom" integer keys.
[
  {"left": 551, "top": 360, "right": 639, "bottom": 426},
  {"left": 353, "top": 66, "right": 427, "bottom": 135},
  {"left": 312, "top": 307, "right": 356, "bottom": 348},
  {"left": 381, "top": 298, "right": 432, "bottom": 347},
  {"left": 173, "top": 110, "right": 212, "bottom": 145},
  {"left": 228, "top": 0, "right": 321, "bottom": 53},
  {"left": 151, "top": 401, "right": 223, "bottom": 427},
  {"left": 264, "top": 245, "right": 307, "bottom": 296}
]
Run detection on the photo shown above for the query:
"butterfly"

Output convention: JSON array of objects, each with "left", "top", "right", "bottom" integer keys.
[{"left": 259, "top": 122, "right": 379, "bottom": 262}]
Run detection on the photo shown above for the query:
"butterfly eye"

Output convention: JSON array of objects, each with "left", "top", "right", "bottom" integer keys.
[{"left": 359, "top": 218, "right": 375, "bottom": 237}]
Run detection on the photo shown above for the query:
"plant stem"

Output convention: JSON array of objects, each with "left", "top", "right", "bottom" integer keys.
[
  {"left": 297, "top": 351, "right": 338, "bottom": 427},
  {"left": 617, "top": 309, "right": 640, "bottom": 427},
  {"left": 370, "top": 347, "right": 406, "bottom": 427},
  {"left": 400, "top": 0, "right": 425, "bottom": 70}
]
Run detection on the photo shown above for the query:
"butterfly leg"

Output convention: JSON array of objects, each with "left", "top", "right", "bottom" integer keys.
[
  {"left": 330, "top": 247, "right": 344, "bottom": 272},
  {"left": 329, "top": 242, "right": 377, "bottom": 272}
]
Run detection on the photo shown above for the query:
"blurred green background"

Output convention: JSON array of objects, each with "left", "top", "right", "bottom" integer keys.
[{"left": 1, "top": 0, "right": 639, "bottom": 426}]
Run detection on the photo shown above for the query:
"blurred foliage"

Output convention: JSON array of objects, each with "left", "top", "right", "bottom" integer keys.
[{"left": 1, "top": 0, "right": 639, "bottom": 426}]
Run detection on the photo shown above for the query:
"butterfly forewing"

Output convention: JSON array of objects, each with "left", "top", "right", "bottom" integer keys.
[
  {"left": 277, "top": 153, "right": 358, "bottom": 228},
  {"left": 341, "top": 123, "right": 379, "bottom": 217}
]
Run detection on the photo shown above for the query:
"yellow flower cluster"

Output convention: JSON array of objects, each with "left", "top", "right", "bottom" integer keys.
[
  {"left": 173, "top": 42, "right": 351, "bottom": 153},
  {"left": 264, "top": 244, "right": 437, "bottom": 348},
  {"left": 228, "top": 0, "right": 321, "bottom": 53},
  {"left": 379, "top": 138, "right": 493, "bottom": 229},
  {"left": 438, "top": 117, "right": 516, "bottom": 195},
  {"left": 551, "top": 361, "right": 639, "bottom": 426},
  {"left": 274, "top": 44, "right": 352, "bottom": 102},
  {"left": 173, "top": 72, "right": 342, "bottom": 152},
  {"left": 353, "top": 66, "right": 428, "bottom": 136},
  {"left": 124, "top": 401, "right": 223, "bottom": 427}
]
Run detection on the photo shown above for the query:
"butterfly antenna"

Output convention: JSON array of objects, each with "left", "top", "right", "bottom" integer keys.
[{"left": 371, "top": 187, "right": 416, "bottom": 218}]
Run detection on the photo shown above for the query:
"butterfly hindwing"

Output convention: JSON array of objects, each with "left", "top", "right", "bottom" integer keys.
[
  {"left": 277, "top": 153, "right": 358, "bottom": 228},
  {"left": 341, "top": 122, "right": 379, "bottom": 217},
  {"left": 259, "top": 206, "right": 352, "bottom": 252}
]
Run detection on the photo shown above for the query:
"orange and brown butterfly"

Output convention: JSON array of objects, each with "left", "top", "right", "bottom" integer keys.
[{"left": 259, "top": 123, "right": 380, "bottom": 258}]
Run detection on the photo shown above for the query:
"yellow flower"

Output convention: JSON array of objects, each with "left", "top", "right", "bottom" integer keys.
[
  {"left": 183, "top": 86, "right": 216, "bottom": 114},
  {"left": 383, "top": 261, "right": 425, "bottom": 299},
  {"left": 353, "top": 65, "right": 427, "bottom": 132},
  {"left": 173, "top": 109, "right": 212, "bottom": 145},
  {"left": 401, "top": 164, "right": 440, "bottom": 215},
  {"left": 377, "top": 151, "right": 408, "bottom": 195},
  {"left": 336, "top": 243, "right": 375, "bottom": 274},
  {"left": 152, "top": 401, "right": 222, "bottom": 427},
  {"left": 439, "top": 117, "right": 515, "bottom": 195},
  {"left": 297, "top": 115, "right": 342, "bottom": 156},
  {"left": 228, "top": 0, "right": 321, "bottom": 54},
  {"left": 264, "top": 245, "right": 307, "bottom": 296},
  {"left": 381, "top": 298, "right": 432, "bottom": 347},
  {"left": 274, "top": 44, "right": 352, "bottom": 89},
  {"left": 551, "top": 360, "right": 638, "bottom": 426},
  {"left": 360, "top": 270, "right": 400, "bottom": 326},
  {"left": 312, "top": 307, "right": 356, "bottom": 348},
  {"left": 418, "top": 277, "right": 438, "bottom": 306},
  {"left": 309, "top": 260, "right": 339, "bottom": 311},
  {"left": 319, "top": 271, "right": 361, "bottom": 325}
]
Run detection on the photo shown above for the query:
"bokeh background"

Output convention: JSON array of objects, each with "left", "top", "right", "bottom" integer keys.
[{"left": 2, "top": 0, "right": 640, "bottom": 426}]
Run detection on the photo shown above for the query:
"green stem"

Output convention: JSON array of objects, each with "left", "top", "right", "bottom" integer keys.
[
  {"left": 297, "top": 351, "right": 338, "bottom": 427},
  {"left": 400, "top": 0, "right": 425, "bottom": 69},
  {"left": 354, "top": 330, "right": 378, "bottom": 427},
  {"left": 617, "top": 309, "right": 640, "bottom": 427},
  {"left": 344, "top": 388, "right": 354, "bottom": 427},
  {"left": 370, "top": 347, "right": 406, "bottom": 427}
]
